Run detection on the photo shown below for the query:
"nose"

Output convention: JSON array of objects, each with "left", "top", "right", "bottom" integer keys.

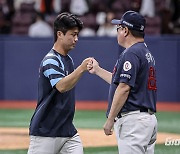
[{"left": 74, "top": 35, "right": 78, "bottom": 42}]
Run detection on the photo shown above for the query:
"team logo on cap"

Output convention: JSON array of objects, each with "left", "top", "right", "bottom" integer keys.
[
  {"left": 123, "top": 61, "right": 132, "bottom": 71},
  {"left": 140, "top": 25, "right": 144, "bottom": 31}
]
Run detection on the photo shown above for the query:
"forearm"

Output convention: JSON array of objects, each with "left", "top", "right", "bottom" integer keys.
[
  {"left": 96, "top": 67, "right": 112, "bottom": 84},
  {"left": 108, "top": 83, "right": 130, "bottom": 120},
  {"left": 56, "top": 65, "right": 85, "bottom": 93}
]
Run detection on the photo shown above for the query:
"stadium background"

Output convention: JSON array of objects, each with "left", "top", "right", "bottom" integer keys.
[
  {"left": 0, "top": 0, "right": 180, "bottom": 153},
  {"left": 0, "top": 36, "right": 179, "bottom": 102},
  {"left": 0, "top": 34, "right": 180, "bottom": 154}
]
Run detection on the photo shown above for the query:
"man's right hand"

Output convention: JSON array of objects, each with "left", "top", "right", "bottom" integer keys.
[{"left": 80, "top": 58, "right": 93, "bottom": 72}]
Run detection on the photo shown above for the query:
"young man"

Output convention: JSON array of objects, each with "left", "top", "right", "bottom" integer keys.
[
  {"left": 28, "top": 12, "right": 92, "bottom": 154},
  {"left": 88, "top": 11, "right": 158, "bottom": 154}
]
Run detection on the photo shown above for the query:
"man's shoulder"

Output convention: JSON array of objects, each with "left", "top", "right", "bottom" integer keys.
[
  {"left": 45, "top": 49, "right": 56, "bottom": 58},
  {"left": 126, "top": 43, "right": 147, "bottom": 55},
  {"left": 40, "top": 50, "right": 61, "bottom": 67},
  {"left": 43, "top": 50, "right": 60, "bottom": 61}
]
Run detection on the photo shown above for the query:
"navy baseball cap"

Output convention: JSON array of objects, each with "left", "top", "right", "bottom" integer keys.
[{"left": 111, "top": 11, "right": 146, "bottom": 32}]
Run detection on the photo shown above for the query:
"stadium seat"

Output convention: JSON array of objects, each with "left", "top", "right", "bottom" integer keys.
[
  {"left": 145, "top": 16, "right": 161, "bottom": 35},
  {"left": 11, "top": 2, "right": 35, "bottom": 35}
]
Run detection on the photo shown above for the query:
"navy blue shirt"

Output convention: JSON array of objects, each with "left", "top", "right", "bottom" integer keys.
[
  {"left": 29, "top": 49, "right": 77, "bottom": 137},
  {"left": 107, "top": 42, "right": 157, "bottom": 117}
]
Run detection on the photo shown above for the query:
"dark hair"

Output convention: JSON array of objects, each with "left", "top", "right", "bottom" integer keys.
[
  {"left": 129, "top": 29, "right": 145, "bottom": 38},
  {"left": 119, "top": 25, "right": 145, "bottom": 38},
  {"left": 53, "top": 12, "right": 83, "bottom": 42}
]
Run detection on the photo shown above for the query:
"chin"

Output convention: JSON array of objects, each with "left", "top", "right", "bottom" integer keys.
[
  {"left": 71, "top": 45, "right": 75, "bottom": 49},
  {"left": 68, "top": 46, "right": 74, "bottom": 51}
]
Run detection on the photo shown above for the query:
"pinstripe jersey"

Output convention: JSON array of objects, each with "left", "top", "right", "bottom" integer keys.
[{"left": 29, "top": 49, "right": 77, "bottom": 137}]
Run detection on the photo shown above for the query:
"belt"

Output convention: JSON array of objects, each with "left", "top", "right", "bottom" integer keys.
[{"left": 115, "top": 109, "right": 154, "bottom": 122}]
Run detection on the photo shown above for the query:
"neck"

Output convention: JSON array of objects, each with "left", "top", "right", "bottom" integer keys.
[
  {"left": 53, "top": 42, "right": 68, "bottom": 56},
  {"left": 124, "top": 37, "right": 144, "bottom": 48}
]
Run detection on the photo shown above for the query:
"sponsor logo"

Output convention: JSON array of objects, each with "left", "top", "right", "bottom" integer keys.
[
  {"left": 122, "top": 21, "right": 133, "bottom": 27},
  {"left": 165, "top": 138, "right": 180, "bottom": 146},
  {"left": 120, "top": 74, "right": 131, "bottom": 79},
  {"left": 123, "top": 61, "right": 132, "bottom": 71}
]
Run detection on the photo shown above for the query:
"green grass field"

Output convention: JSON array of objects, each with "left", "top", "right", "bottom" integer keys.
[{"left": 0, "top": 109, "right": 179, "bottom": 154}]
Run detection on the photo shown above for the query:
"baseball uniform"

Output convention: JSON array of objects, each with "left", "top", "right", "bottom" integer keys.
[{"left": 107, "top": 42, "right": 157, "bottom": 154}]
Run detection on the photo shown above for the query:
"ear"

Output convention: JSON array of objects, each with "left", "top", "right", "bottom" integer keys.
[
  {"left": 57, "top": 31, "right": 64, "bottom": 39},
  {"left": 124, "top": 27, "right": 129, "bottom": 37}
]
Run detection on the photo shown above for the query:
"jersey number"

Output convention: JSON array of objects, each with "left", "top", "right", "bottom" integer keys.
[{"left": 148, "top": 67, "right": 157, "bottom": 90}]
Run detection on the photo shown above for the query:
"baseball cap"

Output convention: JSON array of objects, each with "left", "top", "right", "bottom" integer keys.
[{"left": 111, "top": 11, "right": 146, "bottom": 32}]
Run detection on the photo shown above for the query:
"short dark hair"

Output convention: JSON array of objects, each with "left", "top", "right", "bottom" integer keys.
[
  {"left": 54, "top": 12, "right": 83, "bottom": 42},
  {"left": 129, "top": 29, "right": 145, "bottom": 38},
  {"left": 120, "top": 25, "right": 145, "bottom": 38}
]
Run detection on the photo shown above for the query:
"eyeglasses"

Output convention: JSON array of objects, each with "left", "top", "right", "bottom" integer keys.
[{"left": 117, "top": 25, "right": 124, "bottom": 32}]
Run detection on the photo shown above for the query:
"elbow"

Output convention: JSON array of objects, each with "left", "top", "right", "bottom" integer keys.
[
  {"left": 124, "top": 87, "right": 131, "bottom": 95},
  {"left": 55, "top": 83, "right": 67, "bottom": 93},
  {"left": 56, "top": 86, "right": 68, "bottom": 93},
  {"left": 119, "top": 83, "right": 131, "bottom": 94},
  {"left": 55, "top": 79, "right": 69, "bottom": 93},
  {"left": 124, "top": 87, "right": 130, "bottom": 93},
  {"left": 58, "top": 88, "right": 66, "bottom": 93}
]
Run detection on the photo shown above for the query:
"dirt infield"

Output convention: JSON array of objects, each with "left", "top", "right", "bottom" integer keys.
[
  {"left": 0, "top": 128, "right": 180, "bottom": 150},
  {"left": 0, "top": 101, "right": 180, "bottom": 150}
]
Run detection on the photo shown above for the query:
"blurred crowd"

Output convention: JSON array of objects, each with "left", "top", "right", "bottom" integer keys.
[{"left": 0, "top": 0, "right": 179, "bottom": 37}]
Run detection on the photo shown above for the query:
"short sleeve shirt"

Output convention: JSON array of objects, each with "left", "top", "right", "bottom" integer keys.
[
  {"left": 107, "top": 42, "right": 157, "bottom": 117},
  {"left": 29, "top": 49, "right": 77, "bottom": 137}
]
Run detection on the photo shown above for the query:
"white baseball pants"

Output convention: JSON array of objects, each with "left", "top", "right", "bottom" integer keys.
[
  {"left": 114, "top": 111, "right": 157, "bottom": 154},
  {"left": 27, "top": 133, "right": 83, "bottom": 154}
]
